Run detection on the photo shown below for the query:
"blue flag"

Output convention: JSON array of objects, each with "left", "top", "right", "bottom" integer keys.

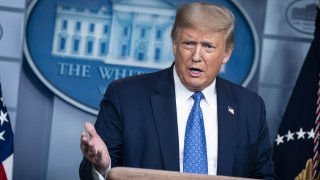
[{"left": 272, "top": 6, "right": 320, "bottom": 180}]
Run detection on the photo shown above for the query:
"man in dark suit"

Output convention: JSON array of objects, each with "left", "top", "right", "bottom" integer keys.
[{"left": 80, "top": 2, "right": 276, "bottom": 180}]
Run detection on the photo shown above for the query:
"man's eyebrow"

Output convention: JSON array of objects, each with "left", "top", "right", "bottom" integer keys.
[{"left": 201, "top": 41, "right": 213, "bottom": 45}]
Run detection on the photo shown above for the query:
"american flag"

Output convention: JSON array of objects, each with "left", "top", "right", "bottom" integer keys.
[
  {"left": 0, "top": 82, "right": 14, "bottom": 180},
  {"left": 272, "top": 6, "right": 320, "bottom": 179}
]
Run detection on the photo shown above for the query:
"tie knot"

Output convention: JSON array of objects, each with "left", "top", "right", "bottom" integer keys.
[{"left": 192, "top": 91, "right": 204, "bottom": 103}]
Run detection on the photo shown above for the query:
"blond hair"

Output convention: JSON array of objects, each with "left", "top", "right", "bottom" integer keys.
[{"left": 171, "top": 2, "right": 235, "bottom": 51}]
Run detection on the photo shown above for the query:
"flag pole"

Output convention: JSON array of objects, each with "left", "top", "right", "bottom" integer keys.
[
  {"left": 314, "top": 72, "right": 320, "bottom": 179},
  {"left": 313, "top": 4, "right": 320, "bottom": 179}
]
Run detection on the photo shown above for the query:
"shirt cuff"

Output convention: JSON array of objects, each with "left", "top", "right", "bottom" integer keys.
[{"left": 91, "top": 157, "right": 111, "bottom": 180}]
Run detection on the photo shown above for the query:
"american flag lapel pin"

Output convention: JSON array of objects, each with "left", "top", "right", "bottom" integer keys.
[{"left": 228, "top": 106, "right": 235, "bottom": 115}]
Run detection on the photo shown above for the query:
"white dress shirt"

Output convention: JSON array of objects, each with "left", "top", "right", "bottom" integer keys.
[
  {"left": 173, "top": 66, "right": 218, "bottom": 175},
  {"left": 93, "top": 66, "right": 219, "bottom": 179}
]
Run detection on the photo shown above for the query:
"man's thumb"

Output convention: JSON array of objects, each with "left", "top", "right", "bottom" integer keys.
[{"left": 84, "top": 122, "right": 98, "bottom": 138}]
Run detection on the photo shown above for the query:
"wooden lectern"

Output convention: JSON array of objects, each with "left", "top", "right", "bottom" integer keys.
[{"left": 108, "top": 167, "right": 256, "bottom": 180}]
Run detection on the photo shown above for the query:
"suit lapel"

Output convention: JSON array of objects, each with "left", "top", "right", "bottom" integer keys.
[
  {"left": 150, "top": 66, "right": 180, "bottom": 171},
  {"left": 216, "top": 77, "right": 237, "bottom": 176}
]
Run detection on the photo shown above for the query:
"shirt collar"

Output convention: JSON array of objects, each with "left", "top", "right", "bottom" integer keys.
[{"left": 173, "top": 65, "right": 216, "bottom": 105}]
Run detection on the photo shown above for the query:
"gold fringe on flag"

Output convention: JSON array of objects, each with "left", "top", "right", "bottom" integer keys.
[{"left": 295, "top": 159, "right": 320, "bottom": 180}]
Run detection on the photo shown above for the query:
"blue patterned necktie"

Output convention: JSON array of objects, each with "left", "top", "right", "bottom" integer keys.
[{"left": 183, "top": 91, "right": 208, "bottom": 174}]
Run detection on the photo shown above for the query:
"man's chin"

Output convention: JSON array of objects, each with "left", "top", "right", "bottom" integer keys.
[{"left": 186, "top": 83, "right": 206, "bottom": 92}]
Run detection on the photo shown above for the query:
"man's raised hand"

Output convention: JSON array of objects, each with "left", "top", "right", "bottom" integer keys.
[{"left": 80, "top": 122, "right": 110, "bottom": 176}]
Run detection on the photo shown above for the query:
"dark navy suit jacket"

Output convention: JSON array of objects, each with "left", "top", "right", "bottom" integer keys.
[{"left": 79, "top": 65, "right": 276, "bottom": 179}]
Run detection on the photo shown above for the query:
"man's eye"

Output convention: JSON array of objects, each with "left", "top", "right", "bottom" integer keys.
[
  {"left": 183, "top": 42, "right": 195, "bottom": 47},
  {"left": 204, "top": 44, "right": 215, "bottom": 52},
  {"left": 204, "top": 44, "right": 214, "bottom": 49}
]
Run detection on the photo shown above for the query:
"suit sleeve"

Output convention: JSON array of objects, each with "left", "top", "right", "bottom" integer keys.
[
  {"left": 252, "top": 97, "right": 277, "bottom": 179},
  {"left": 79, "top": 81, "right": 123, "bottom": 180}
]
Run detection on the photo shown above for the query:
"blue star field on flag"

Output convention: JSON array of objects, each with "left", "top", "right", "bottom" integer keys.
[{"left": 0, "top": 82, "right": 13, "bottom": 163}]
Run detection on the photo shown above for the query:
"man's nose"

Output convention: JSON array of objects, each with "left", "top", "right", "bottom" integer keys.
[{"left": 192, "top": 44, "right": 202, "bottom": 62}]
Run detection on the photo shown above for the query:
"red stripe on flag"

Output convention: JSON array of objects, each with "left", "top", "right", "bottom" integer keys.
[{"left": 0, "top": 163, "right": 7, "bottom": 180}]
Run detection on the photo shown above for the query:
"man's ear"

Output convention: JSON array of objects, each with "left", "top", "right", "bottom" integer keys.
[
  {"left": 222, "top": 47, "right": 233, "bottom": 64},
  {"left": 172, "top": 40, "right": 177, "bottom": 56}
]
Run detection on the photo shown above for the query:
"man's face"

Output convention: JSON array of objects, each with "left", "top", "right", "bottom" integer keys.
[{"left": 173, "top": 27, "right": 232, "bottom": 92}]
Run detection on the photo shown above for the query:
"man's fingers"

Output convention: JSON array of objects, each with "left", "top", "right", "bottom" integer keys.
[
  {"left": 81, "top": 139, "right": 97, "bottom": 159},
  {"left": 84, "top": 122, "right": 98, "bottom": 138},
  {"left": 81, "top": 122, "right": 107, "bottom": 164},
  {"left": 81, "top": 132, "right": 87, "bottom": 141},
  {"left": 80, "top": 131, "right": 88, "bottom": 144},
  {"left": 80, "top": 134, "right": 89, "bottom": 153},
  {"left": 81, "top": 131, "right": 95, "bottom": 154},
  {"left": 81, "top": 131, "right": 87, "bottom": 137}
]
